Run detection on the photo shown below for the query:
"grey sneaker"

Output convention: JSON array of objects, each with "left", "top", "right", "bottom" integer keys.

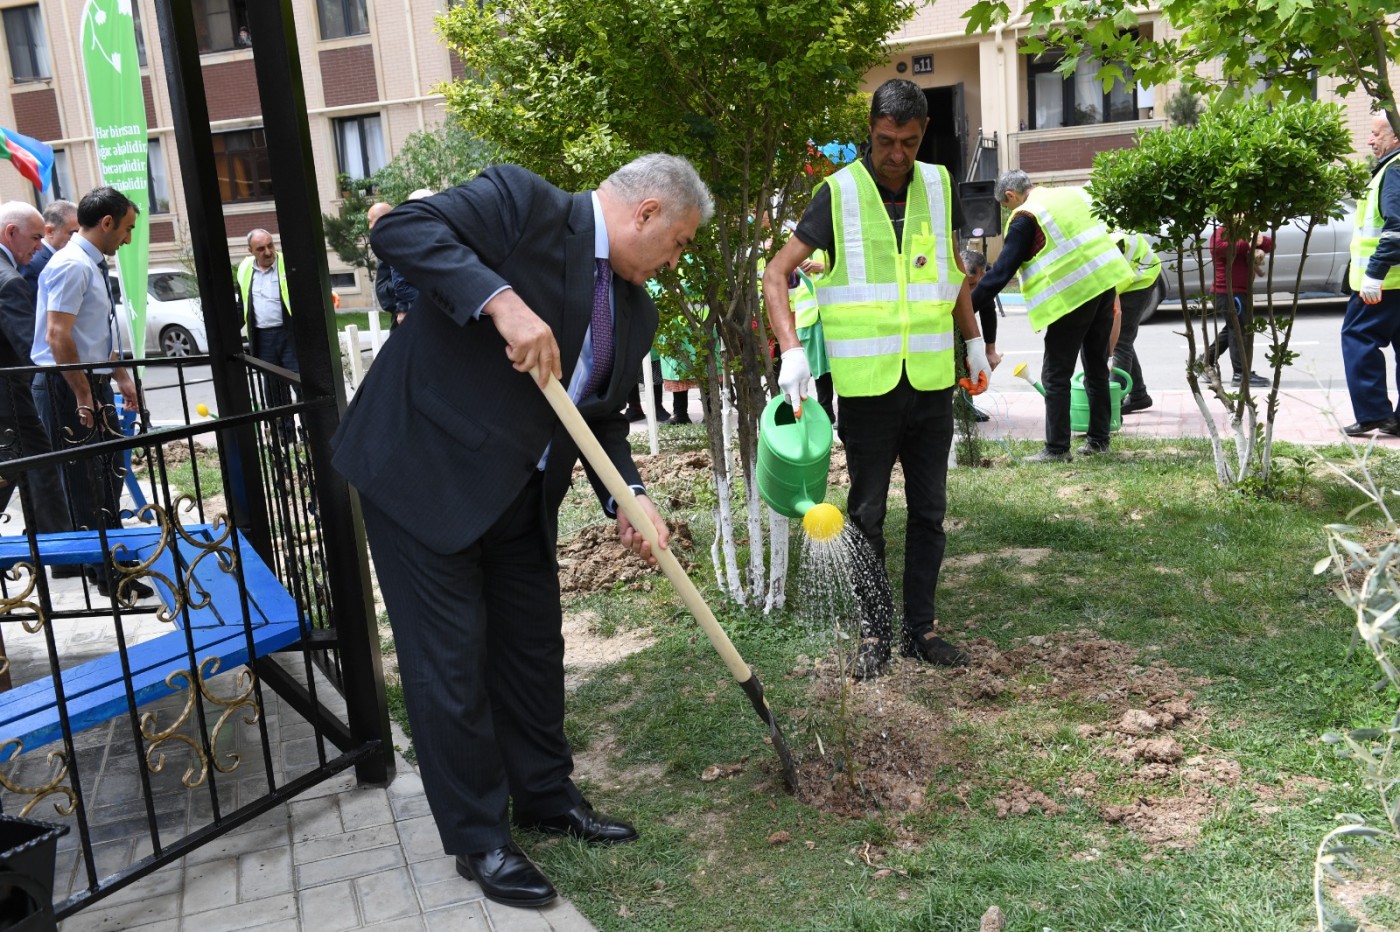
[
  {"left": 1024, "top": 449, "right": 1072, "bottom": 463},
  {"left": 1076, "top": 440, "right": 1110, "bottom": 456}
]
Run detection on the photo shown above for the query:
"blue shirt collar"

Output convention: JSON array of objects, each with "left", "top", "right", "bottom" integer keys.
[
  {"left": 590, "top": 192, "right": 610, "bottom": 261},
  {"left": 74, "top": 234, "right": 106, "bottom": 268}
]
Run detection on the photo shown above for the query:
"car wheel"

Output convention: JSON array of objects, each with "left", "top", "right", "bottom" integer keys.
[
  {"left": 160, "top": 325, "right": 197, "bottom": 357},
  {"left": 1137, "top": 279, "right": 1166, "bottom": 324}
]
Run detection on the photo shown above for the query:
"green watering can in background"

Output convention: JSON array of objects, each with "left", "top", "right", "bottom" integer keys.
[
  {"left": 1070, "top": 367, "right": 1133, "bottom": 433},
  {"left": 756, "top": 396, "right": 845, "bottom": 540}
]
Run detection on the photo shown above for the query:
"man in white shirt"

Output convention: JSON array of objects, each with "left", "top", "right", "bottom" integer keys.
[{"left": 236, "top": 229, "right": 299, "bottom": 440}]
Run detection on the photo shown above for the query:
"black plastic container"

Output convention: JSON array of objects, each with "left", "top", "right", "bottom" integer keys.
[{"left": 0, "top": 815, "right": 67, "bottom": 932}]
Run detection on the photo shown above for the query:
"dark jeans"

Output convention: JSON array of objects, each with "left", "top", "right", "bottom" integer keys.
[
  {"left": 0, "top": 374, "right": 70, "bottom": 534},
  {"left": 1341, "top": 289, "right": 1400, "bottom": 423},
  {"left": 32, "top": 373, "right": 123, "bottom": 573},
  {"left": 1114, "top": 287, "right": 1152, "bottom": 402},
  {"left": 814, "top": 372, "right": 836, "bottom": 427},
  {"left": 1042, "top": 289, "right": 1116, "bottom": 453},
  {"left": 251, "top": 326, "right": 301, "bottom": 441},
  {"left": 1208, "top": 291, "right": 1254, "bottom": 376},
  {"left": 837, "top": 372, "right": 953, "bottom": 632}
]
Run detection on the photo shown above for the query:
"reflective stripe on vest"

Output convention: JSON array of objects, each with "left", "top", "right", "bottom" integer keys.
[
  {"left": 815, "top": 160, "right": 962, "bottom": 397},
  {"left": 1121, "top": 231, "right": 1162, "bottom": 293},
  {"left": 1350, "top": 154, "right": 1400, "bottom": 290},
  {"left": 1009, "top": 187, "right": 1134, "bottom": 332}
]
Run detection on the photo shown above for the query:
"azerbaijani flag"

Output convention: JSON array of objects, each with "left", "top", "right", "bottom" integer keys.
[{"left": 0, "top": 127, "right": 53, "bottom": 192}]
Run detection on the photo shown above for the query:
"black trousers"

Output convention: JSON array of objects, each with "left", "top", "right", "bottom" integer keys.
[
  {"left": 360, "top": 474, "right": 582, "bottom": 854},
  {"left": 837, "top": 373, "right": 953, "bottom": 631},
  {"left": 1042, "top": 289, "right": 1116, "bottom": 453},
  {"left": 1114, "top": 287, "right": 1152, "bottom": 403},
  {"left": 251, "top": 326, "right": 301, "bottom": 440},
  {"left": 1208, "top": 292, "right": 1254, "bottom": 376},
  {"left": 0, "top": 374, "right": 70, "bottom": 534}
]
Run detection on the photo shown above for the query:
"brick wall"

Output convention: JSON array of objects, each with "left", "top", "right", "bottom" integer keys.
[
  {"left": 319, "top": 45, "right": 378, "bottom": 108},
  {"left": 203, "top": 59, "right": 261, "bottom": 122},
  {"left": 142, "top": 76, "right": 157, "bottom": 129},
  {"left": 225, "top": 210, "right": 279, "bottom": 241},
  {"left": 13, "top": 88, "right": 61, "bottom": 141},
  {"left": 1019, "top": 132, "right": 1139, "bottom": 172},
  {"left": 149, "top": 220, "right": 176, "bottom": 244}
]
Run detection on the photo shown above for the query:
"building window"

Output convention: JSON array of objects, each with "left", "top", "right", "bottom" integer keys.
[
  {"left": 333, "top": 115, "right": 386, "bottom": 182},
  {"left": 328, "top": 272, "right": 357, "bottom": 289},
  {"left": 133, "top": 0, "right": 148, "bottom": 68},
  {"left": 3, "top": 5, "right": 51, "bottom": 82},
  {"left": 192, "top": 0, "right": 250, "bottom": 54},
  {"left": 212, "top": 129, "right": 273, "bottom": 203},
  {"left": 148, "top": 138, "right": 171, "bottom": 214},
  {"left": 1027, "top": 54, "right": 1137, "bottom": 130},
  {"left": 35, "top": 150, "right": 72, "bottom": 210},
  {"left": 318, "top": 0, "right": 368, "bottom": 40}
]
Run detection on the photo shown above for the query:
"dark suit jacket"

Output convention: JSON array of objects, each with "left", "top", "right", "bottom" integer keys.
[
  {"left": 0, "top": 251, "right": 35, "bottom": 369},
  {"left": 331, "top": 165, "right": 654, "bottom": 554},
  {"left": 18, "top": 241, "right": 52, "bottom": 293}
]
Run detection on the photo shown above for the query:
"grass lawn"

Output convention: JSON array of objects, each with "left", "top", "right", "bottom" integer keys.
[
  {"left": 335, "top": 310, "right": 392, "bottom": 333},
  {"left": 395, "top": 432, "right": 1400, "bottom": 930}
]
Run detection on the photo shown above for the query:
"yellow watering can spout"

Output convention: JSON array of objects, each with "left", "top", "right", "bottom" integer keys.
[{"left": 802, "top": 502, "right": 845, "bottom": 541}]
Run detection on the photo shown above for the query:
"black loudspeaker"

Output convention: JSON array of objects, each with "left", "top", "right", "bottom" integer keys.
[{"left": 959, "top": 180, "right": 1000, "bottom": 237}]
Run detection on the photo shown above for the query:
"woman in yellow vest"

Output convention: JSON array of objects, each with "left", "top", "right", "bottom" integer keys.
[
  {"left": 969, "top": 170, "right": 1134, "bottom": 462},
  {"left": 763, "top": 79, "right": 992, "bottom": 678}
]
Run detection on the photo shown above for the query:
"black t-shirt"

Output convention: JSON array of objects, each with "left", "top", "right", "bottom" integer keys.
[{"left": 794, "top": 154, "right": 966, "bottom": 255}]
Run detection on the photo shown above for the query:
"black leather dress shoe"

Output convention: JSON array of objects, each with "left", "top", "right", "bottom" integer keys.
[
  {"left": 517, "top": 803, "right": 639, "bottom": 845},
  {"left": 1344, "top": 416, "right": 1400, "bottom": 437},
  {"left": 455, "top": 844, "right": 556, "bottom": 908}
]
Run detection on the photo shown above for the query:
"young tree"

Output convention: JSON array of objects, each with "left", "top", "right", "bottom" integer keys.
[
  {"left": 438, "top": 0, "right": 913, "bottom": 607},
  {"left": 323, "top": 174, "right": 378, "bottom": 275},
  {"left": 963, "top": 0, "right": 1400, "bottom": 133},
  {"left": 1090, "top": 100, "right": 1366, "bottom": 487},
  {"left": 371, "top": 122, "right": 495, "bottom": 205}
]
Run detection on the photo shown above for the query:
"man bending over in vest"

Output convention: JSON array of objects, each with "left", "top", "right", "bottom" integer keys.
[
  {"left": 1341, "top": 111, "right": 1400, "bottom": 437},
  {"left": 970, "top": 170, "right": 1134, "bottom": 462},
  {"left": 764, "top": 78, "right": 990, "bottom": 679}
]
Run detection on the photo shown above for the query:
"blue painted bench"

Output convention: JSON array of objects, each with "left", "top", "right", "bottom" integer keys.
[{"left": 0, "top": 526, "right": 303, "bottom": 752}]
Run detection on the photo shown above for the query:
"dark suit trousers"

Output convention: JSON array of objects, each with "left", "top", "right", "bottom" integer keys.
[
  {"left": 360, "top": 473, "right": 582, "bottom": 854},
  {"left": 251, "top": 326, "right": 301, "bottom": 442},
  {"left": 1042, "top": 289, "right": 1116, "bottom": 453},
  {"left": 0, "top": 374, "right": 69, "bottom": 534},
  {"left": 1341, "top": 289, "right": 1400, "bottom": 423}
]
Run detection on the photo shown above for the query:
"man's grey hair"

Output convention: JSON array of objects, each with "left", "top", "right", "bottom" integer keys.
[
  {"left": 0, "top": 201, "right": 42, "bottom": 230},
  {"left": 870, "top": 79, "right": 928, "bottom": 126},
  {"left": 959, "top": 248, "right": 987, "bottom": 275},
  {"left": 601, "top": 154, "right": 714, "bottom": 225},
  {"left": 994, "top": 169, "right": 1034, "bottom": 205},
  {"left": 41, "top": 199, "right": 75, "bottom": 227},
  {"left": 246, "top": 228, "right": 272, "bottom": 248}
]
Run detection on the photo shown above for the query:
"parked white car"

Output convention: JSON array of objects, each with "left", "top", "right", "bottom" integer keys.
[
  {"left": 1146, "top": 200, "right": 1356, "bottom": 322},
  {"left": 110, "top": 267, "right": 208, "bottom": 357}
]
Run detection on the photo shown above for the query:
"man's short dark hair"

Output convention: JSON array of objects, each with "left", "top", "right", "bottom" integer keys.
[
  {"left": 870, "top": 79, "right": 928, "bottom": 126},
  {"left": 77, "top": 186, "right": 138, "bottom": 229}
]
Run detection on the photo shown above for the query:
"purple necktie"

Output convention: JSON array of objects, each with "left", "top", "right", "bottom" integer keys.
[{"left": 583, "top": 257, "right": 613, "bottom": 397}]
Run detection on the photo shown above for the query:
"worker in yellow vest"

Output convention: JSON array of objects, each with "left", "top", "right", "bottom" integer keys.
[
  {"left": 236, "top": 228, "right": 300, "bottom": 441},
  {"left": 1111, "top": 229, "right": 1162, "bottom": 415},
  {"left": 1341, "top": 111, "right": 1400, "bottom": 437},
  {"left": 764, "top": 79, "right": 991, "bottom": 679},
  {"left": 970, "top": 171, "right": 1134, "bottom": 461}
]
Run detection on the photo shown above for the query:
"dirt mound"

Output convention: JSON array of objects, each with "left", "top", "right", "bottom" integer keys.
[{"left": 557, "top": 519, "right": 696, "bottom": 594}]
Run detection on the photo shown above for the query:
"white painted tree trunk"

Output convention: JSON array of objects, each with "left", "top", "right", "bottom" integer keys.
[
  {"left": 744, "top": 475, "right": 767, "bottom": 606},
  {"left": 640, "top": 359, "right": 659, "bottom": 455},
  {"left": 764, "top": 510, "right": 788, "bottom": 614}
]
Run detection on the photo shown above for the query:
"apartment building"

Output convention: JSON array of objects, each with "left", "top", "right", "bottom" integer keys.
[{"left": 0, "top": 0, "right": 457, "bottom": 304}]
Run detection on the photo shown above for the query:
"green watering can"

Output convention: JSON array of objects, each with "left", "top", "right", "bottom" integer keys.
[
  {"left": 1070, "top": 367, "right": 1133, "bottom": 433},
  {"left": 756, "top": 396, "right": 845, "bottom": 539}
]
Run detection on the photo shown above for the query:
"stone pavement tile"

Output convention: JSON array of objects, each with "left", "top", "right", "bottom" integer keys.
[
  {"left": 62, "top": 916, "right": 177, "bottom": 932},
  {"left": 410, "top": 856, "right": 482, "bottom": 911},
  {"left": 293, "top": 770, "right": 359, "bottom": 802},
  {"left": 82, "top": 860, "right": 183, "bottom": 911},
  {"left": 295, "top": 824, "right": 400, "bottom": 865},
  {"left": 385, "top": 771, "right": 424, "bottom": 800},
  {"left": 536, "top": 900, "right": 603, "bottom": 932},
  {"left": 185, "top": 824, "right": 292, "bottom": 868},
  {"left": 339, "top": 785, "right": 394, "bottom": 830},
  {"left": 289, "top": 793, "right": 344, "bottom": 842},
  {"left": 298, "top": 880, "right": 361, "bottom": 931},
  {"left": 56, "top": 891, "right": 180, "bottom": 931},
  {"left": 388, "top": 793, "right": 432, "bottom": 822},
  {"left": 184, "top": 856, "right": 238, "bottom": 906},
  {"left": 486, "top": 900, "right": 591, "bottom": 931},
  {"left": 181, "top": 892, "right": 297, "bottom": 931},
  {"left": 423, "top": 903, "right": 490, "bottom": 930},
  {"left": 395, "top": 815, "right": 443, "bottom": 863},
  {"left": 359, "top": 919, "right": 425, "bottom": 932},
  {"left": 295, "top": 844, "right": 405, "bottom": 889},
  {"left": 239, "top": 844, "right": 293, "bottom": 900},
  {"left": 355, "top": 865, "right": 420, "bottom": 924}
]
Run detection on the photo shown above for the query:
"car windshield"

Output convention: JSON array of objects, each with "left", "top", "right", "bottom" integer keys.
[{"left": 149, "top": 271, "right": 199, "bottom": 302}]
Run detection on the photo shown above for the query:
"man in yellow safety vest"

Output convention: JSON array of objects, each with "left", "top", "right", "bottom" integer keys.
[
  {"left": 764, "top": 79, "right": 991, "bottom": 678},
  {"left": 1341, "top": 111, "right": 1400, "bottom": 437},
  {"left": 970, "top": 170, "right": 1133, "bottom": 461}
]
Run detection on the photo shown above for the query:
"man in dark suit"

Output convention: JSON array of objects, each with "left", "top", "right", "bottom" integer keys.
[
  {"left": 0, "top": 202, "right": 70, "bottom": 540},
  {"left": 19, "top": 199, "right": 78, "bottom": 292},
  {"left": 332, "top": 155, "right": 712, "bottom": 909}
]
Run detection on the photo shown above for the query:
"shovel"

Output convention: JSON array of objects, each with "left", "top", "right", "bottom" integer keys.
[{"left": 535, "top": 370, "right": 800, "bottom": 794}]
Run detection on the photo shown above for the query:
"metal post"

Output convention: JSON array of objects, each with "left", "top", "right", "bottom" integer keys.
[{"left": 243, "top": 0, "right": 393, "bottom": 784}]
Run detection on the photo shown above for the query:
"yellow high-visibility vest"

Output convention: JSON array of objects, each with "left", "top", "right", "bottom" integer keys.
[
  {"left": 1009, "top": 187, "right": 1133, "bottom": 332},
  {"left": 236, "top": 253, "right": 292, "bottom": 326},
  {"left": 1115, "top": 231, "right": 1162, "bottom": 294},
  {"left": 816, "top": 161, "right": 962, "bottom": 397},
  {"left": 1349, "top": 154, "right": 1400, "bottom": 290}
]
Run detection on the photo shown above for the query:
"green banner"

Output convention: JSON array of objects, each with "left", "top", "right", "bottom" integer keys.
[{"left": 81, "top": 0, "right": 149, "bottom": 361}]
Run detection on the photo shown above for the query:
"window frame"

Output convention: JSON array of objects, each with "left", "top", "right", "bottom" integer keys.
[
  {"left": 317, "top": 0, "right": 369, "bottom": 40},
  {"left": 332, "top": 114, "right": 386, "bottom": 184},
  {"left": 191, "top": 0, "right": 251, "bottom": 54},
  {"left": 34, "top": 150, "right": 72, "bottom": 211},
  {"left": 148, "top": 138, "right": 171, "bottom": 214},
  {"left": 1025, "top": 51, "right": 1138, "bottom": 131},
  {"left": 4, "top": 5, "right": 51, "bottom": 83},
  {"left": 211, "top": 128, "right": 274, "bottom": 204}
]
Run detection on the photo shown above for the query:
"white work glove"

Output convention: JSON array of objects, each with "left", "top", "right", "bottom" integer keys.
[
  {"left": 964, "top": 336, "right": 991, "bottom": 391},
  {"left": 1361, "top": 275, "right": 1386, "bottom": 305},
  {"left": 777, "top": 347, "right": 811, "bottom": 410}
]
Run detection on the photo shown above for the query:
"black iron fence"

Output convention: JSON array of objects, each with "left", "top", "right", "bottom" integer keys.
[{"left": 0, "top": 354, "right": 383, "bottom": 918}]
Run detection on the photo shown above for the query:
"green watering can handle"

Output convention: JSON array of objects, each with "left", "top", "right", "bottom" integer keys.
[{"left": 1112, "top": 366, "right": 1134, "bottom": 397}]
